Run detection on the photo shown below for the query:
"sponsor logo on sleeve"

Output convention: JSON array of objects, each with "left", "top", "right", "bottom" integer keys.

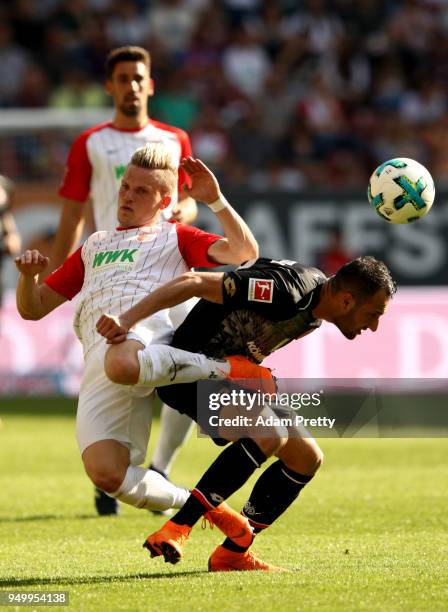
[
  {"left": 248, "top": 278, "right": 274, "bottom": 303},
  {"left": 224, "top": 276, "right": 236, "bottom": 297}
]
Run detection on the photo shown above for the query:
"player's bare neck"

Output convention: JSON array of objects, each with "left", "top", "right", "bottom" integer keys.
[
  {"left": 113, "top": 111, "right": 149, "bottom": 131},
  {"left": 120, "top": 220, "right": 158, "bottom": 230},
  {"left": 312, "top": 281, "right": 333, "bottom": 322},
  {"left": 119, "top": 211, "right": 161, "bottom": 229}
]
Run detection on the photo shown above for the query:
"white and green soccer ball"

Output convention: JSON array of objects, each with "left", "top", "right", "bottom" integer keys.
[{"left": 367, "top": 157, "right": 435, "bottom": 224}]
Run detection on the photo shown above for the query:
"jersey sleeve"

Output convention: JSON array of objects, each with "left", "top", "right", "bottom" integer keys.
[
  {"left": 176, "top": 223, "right": 223, "bottom": 268},
  {"left": 44, "top": 246, "right": 85, "bottom": 300},
  {"left": 58, "top": 130, "right": 92, "bottom": 202},
  {"left": 221, "top": 262, "right": 298, "bottom": 314}
]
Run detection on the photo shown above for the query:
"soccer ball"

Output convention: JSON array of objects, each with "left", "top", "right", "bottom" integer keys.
[{"left": 367, "top": 158, "right": 435, "bottom": 224}]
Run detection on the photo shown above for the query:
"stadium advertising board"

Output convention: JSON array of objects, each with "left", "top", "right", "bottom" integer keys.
[
  {"left": 3, "top": 192, "right": 448, "bottom": 292},
  {"left": 197, "top": 194, "right": 448, "bottom": 285},
  {"left": 0, "top": 288, "right": 447, "bottom": 395}
]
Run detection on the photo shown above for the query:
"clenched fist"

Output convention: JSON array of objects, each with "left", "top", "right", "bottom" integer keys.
[
  {"left": 96, "top": 313, "right": 132, "bottom": 344},
  {"left": 15, "top": 250, "right": 50, "bottom": 277}
]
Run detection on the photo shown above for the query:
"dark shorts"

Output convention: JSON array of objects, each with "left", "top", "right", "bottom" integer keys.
[
  {"left": 157, "top": 383, "right": 229, "bottom": 446},
  {"left": 157, "top": 380, "right": 296, "bottom": 446}
]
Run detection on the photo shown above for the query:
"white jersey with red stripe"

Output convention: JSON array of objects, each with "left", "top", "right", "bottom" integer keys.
[
  {"left": 59, "top": 119, "right": 192, "bottom": 231},
  {"left": 45, "top": 221, "right": 221, "bottom": 357}
]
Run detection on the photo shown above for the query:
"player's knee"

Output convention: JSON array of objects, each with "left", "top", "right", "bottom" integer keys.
[
  {"left": 255, "top": 435, "right": 288, "bottom": 457},
  {"left": 86, "top": 465, "right": 124, "bottom": 494},
  {"left": 104, "top": 348, "right": 139, "bottom": 385},
  {"left": 278, "top": 438, "right": 324, "bottom": 475},
  {"left": 296, "top": 440, "right": 324, "bottom": 475},
  {"left": 311, "top": 445, "right": 324, "bottom": 473}
]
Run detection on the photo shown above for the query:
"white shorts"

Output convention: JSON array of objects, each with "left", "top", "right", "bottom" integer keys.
[
  {"left": 76, "top": 332, "right": 154, "bottom": 466},
  {"left": 168, "top": 297, "right": 199, "bottom": 329}
]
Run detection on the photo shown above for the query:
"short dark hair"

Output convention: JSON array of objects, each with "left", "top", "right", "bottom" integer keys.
[
  {"left": 331, "top": 256, "right": 396, "bottom": 301},
  {"left": 105, "top": 46, "right": 150, "bottom": 79}
]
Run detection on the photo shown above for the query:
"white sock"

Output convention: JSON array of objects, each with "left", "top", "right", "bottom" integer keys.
[
  {"left": 137, "top": 344, "right": 230, "bottom": 387},
  {"left": 110, "top": 466, "right": 189, "bottom": 511},
  {"left": 151, "top": 404, "right": 195, "bottom": 476}
]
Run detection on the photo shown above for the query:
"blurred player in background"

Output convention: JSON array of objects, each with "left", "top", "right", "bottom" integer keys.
[
  {"left": 48, "top": 46, "right": 198, "bottom": 515},
  {"left": 0, "top": 175, "right": 21, "bottom": 330},
  {"left": 318, "top": 228, "right": 354, "bottom": 277},
  {"left": 16, "top": 145, "right": 259, "bottom": 534}
]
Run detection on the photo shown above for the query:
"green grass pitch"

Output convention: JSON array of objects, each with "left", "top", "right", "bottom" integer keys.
[{"left": 0, "top": 397, "right": 447, "bottom": 611}]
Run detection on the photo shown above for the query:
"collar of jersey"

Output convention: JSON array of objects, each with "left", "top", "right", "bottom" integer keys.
[
  {"left": 296, "top": 282, "right": 323, "bottom": 318},
  {"left": 116, "top": 224, "right": 151, "bottom": 231},
  {"left": 116, "top": 219, "right": 175, "bottom": 231},
  {"left": 109, "top": 120, "right": 151, "bottom": 133}
]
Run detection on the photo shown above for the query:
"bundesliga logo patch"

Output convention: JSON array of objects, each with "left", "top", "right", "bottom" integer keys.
[{"left": 248, "top": 278, "right": 274, "bottom": 303}]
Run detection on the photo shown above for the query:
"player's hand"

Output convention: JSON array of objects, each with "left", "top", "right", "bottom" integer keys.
[
  {"left": 15, "top": 250, "right": 50, "bottom": 276},
  {"left": 181, "top": 157, "right": 221, "bottom": 205},
  {"left": 96, "top": 313, "right": 132, "bottom": 344}
]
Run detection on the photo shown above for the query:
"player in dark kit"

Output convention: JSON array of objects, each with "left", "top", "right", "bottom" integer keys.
[
  {"left": 165, "top": 258, "right": 326, "bottom": 362},
  {"left": 97, "top": 255, "right": 396, "bottom": 571}
]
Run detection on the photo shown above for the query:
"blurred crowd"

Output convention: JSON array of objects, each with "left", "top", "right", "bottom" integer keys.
[{"left": 1, "top": 0, "right": 448, "bottom": 191}]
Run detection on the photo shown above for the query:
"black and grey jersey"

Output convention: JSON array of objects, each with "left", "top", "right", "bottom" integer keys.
[{"left": 172, "top": 258, "right": 327, "bottom": 363}]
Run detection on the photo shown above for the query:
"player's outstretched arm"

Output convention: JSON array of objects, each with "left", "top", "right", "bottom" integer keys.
[
  {"left": 97, "top": 271, "right": 224, "bottom": 343},
  {"left": 16, "top": 250, "right": 67, "bottom": 320},
  {"left": 181, "top": 157, "right": 258, "bottom": 264}
]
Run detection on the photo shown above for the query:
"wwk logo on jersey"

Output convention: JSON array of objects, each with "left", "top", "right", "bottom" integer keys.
[
  {"left": 92, "top": 248, "right": 140, "bottom": 271},
  {"left": 248, "top": 278, "right": 274, "bottom": 303}
]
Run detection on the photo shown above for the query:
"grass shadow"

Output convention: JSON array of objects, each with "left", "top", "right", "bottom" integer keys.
[
  {"left": 0, "top": 571, "right": 209, "bottom": 587},
  {"left": 0, "top": 514, "right": 101, "bottom": 523}
]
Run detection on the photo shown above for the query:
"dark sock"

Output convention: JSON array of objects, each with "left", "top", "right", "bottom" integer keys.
[
  {"left": 221, "top": 538, "right": 249, "bottom": 553},
  {"left": 171, "top": 438, "right": 267, "bottom": 527},
  {"left": 222, "top": 461, "right": 313, "bottom": 551}
]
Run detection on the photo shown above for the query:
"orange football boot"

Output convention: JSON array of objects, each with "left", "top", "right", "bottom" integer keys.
[
  {"left": 208, "top": 545, "right": 287, "bottom": 572},
  {"left": 143, "top": 520, "right": 191, "bottom": 564},
  {"left": 143, "top": 502, "right": 253, "bottom": 565},
  {"left": 204, "top": 502, "right": 254, "bottom": 548},
  {"left": 225, "top": 355, "right": 277, "bottom": 394}
]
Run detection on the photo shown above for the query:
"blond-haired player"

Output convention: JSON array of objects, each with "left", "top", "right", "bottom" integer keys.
[
  {"left": 49, "top": 46, "right": 199, "bottom": 514},
  {"left": 16, "top": 144, "right": 262, "bottom": 546}
]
